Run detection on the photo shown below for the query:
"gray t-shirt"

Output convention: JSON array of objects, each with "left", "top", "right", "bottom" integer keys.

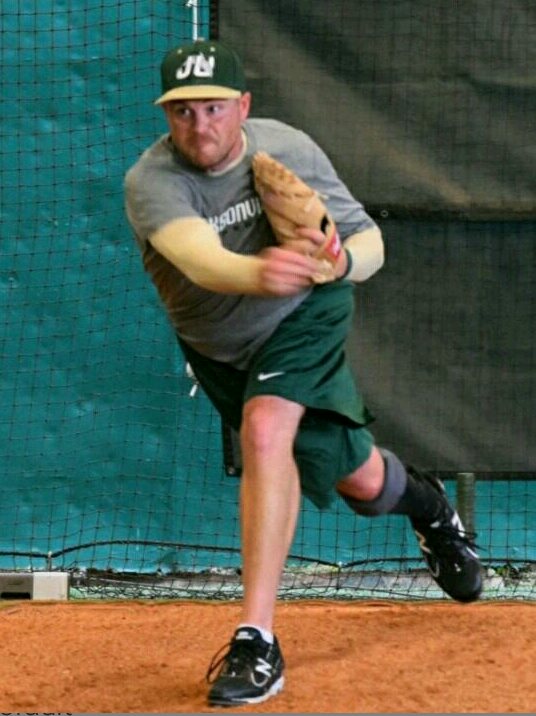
[{"left": 125, "top": 118, "right": 375, "bottom": 368}]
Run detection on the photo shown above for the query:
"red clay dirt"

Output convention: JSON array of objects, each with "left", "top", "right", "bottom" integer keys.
[{"left": 0, "top": 600, "right": 534, "bottom": 713}]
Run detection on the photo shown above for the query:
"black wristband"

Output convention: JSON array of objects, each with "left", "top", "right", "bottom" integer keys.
[{"left": 338, "top": 247, "right": 353, "bottom": 280}]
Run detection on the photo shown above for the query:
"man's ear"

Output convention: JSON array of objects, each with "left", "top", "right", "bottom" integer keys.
[{"left": 239, "top": 92, "right": 252, "bottom": 120}]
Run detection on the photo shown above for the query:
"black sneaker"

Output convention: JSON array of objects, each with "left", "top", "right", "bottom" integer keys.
[
  {"left": 206, "top": 627, "right": 285, "bottom": 706},
  {"left": 408, "top": 468, "right": 483, "bottom": 602}
]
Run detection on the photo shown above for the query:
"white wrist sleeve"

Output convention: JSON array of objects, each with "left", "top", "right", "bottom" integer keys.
[{"left": 344, "top": 226, "right": 385, "bottom": 282}]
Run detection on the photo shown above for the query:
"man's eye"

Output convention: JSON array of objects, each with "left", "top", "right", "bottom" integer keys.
[
  {"left": 172, "top": 107, "right": 191, "bottom": 118},
  {"left": 207, "top": 104, "right": 223, "bottom": 114}
]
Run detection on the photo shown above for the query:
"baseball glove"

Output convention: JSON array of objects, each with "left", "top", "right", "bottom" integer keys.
[{"left": 252, "top": 151, "right": 342, "bottom": 282}]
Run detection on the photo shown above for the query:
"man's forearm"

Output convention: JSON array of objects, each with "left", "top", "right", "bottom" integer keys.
[{"left": 149, "top": 217, "right": 264, "bottom": 294}]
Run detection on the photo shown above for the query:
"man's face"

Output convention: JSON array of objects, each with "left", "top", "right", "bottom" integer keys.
[{"left": 163, "top": 94, "right": 251, "bottom": 172}]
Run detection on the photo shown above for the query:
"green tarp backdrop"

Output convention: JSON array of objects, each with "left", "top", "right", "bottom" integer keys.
[{"left": 218, "top": 0, "right": 536, "bottom": 470}]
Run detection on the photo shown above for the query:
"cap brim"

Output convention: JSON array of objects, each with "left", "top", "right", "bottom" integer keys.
[{"left": 154, "top": 85, "right": 242, "bottom": 105}]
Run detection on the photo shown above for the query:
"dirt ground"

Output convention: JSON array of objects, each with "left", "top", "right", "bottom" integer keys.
[{"left": 0, "top": 599, "right": 534, "bottom": 714}]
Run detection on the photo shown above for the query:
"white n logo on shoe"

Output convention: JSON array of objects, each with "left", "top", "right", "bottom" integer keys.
[{"left": 252, "top": 658, "right": 273, "bottom": 687}]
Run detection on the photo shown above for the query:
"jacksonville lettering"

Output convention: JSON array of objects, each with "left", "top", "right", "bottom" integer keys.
[{"left": 208, "top": 197, "right": 262, "bottom": 233}]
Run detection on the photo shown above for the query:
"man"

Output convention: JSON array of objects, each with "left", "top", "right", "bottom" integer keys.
[{"left": 125, "top": 39, "right": 482, "bottom": 707}]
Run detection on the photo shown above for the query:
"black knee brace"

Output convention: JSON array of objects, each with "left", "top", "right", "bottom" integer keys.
[{"left": 339, "top": 448, "right": 408, "bottom": 516}]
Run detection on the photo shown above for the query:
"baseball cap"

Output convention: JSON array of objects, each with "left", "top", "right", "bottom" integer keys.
[{"left": 155, "top": 40, "right": 247, "bottom": 105}]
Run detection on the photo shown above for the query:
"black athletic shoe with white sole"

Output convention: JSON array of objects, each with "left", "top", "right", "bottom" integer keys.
[
  {"left": 408, "top": 468, "right": 483, "bottom": 602},
  {"left": 207, "top": 627, "right": 285, "bottom": 706}
]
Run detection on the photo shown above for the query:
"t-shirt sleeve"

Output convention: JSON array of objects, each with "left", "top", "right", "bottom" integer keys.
[{"left": 125, "top": 161, "right": 200, "bottom": 249}]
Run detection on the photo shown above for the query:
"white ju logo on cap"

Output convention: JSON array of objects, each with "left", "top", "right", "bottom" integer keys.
[{"left": 176, "top": 53, "right": 215, "bottom": 80}]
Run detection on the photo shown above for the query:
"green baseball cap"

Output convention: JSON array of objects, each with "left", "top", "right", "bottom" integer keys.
[{"left": 155, "top": 40, "right": 247, "bottom": 105}]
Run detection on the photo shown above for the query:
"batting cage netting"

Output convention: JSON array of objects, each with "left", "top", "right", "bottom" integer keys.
[{"left": 1, "top": 0, "right": 535, "bottom": 601}]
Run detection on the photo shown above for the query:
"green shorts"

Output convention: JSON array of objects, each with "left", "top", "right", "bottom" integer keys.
[{"left": 179, "top": 281, "right": 375, "bottom": 509}]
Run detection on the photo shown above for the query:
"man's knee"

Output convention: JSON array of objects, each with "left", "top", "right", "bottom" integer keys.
[
  {"left": 337, "top": 446, "right": 385, "bottom": 501},
  {"left": 241, "top": 395, "right": 304, "bottom": 453},
  {"left": 337, "top": 447, "right": 408, "bottom": 516}
]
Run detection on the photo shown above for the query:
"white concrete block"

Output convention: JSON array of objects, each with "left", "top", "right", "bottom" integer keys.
[
  {"left": 0, "top": 571, "right": 69, "bottom": 600},
  {"left": 32, "top": 571, "right": 69, "bottom": 600}
]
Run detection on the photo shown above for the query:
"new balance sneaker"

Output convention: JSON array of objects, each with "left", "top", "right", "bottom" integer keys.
[
  {"left": 408, "top": 468, "right": 483, "bottom": 602},
  {"left": 206, "top": 627, "right": 285, "bottom": 706}
]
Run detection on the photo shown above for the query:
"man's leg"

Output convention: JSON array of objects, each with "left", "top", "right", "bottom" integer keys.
[
  {"left": 239, "top": 395, "right": 303, "bottom": 629},
  {"left": 336, "top": 445, "right": 482, "bottom": 602},
  {"left": 207, "top": 395, "right": 302, "bottom": 706}
]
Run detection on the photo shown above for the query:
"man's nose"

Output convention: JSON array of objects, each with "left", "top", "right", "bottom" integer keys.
[{"left": 192, "top": 112, "right": 210, "bottom": 132}]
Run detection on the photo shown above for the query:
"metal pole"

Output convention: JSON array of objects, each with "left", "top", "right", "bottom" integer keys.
[
  {"left": 456, "top": 472, "right": 476, "bottom": 534},
  {"left": 186, "top": 0, "right": 200, "bottom": 41}
]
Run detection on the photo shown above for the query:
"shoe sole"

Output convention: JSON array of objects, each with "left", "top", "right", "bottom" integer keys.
[
  {"left": 416, "top": 530, "right": 484, "bottom": 602},
  {"left": 208, "top": 675, "right": 285, "bottom": 706},
  {"left": 453, "top": 574, "right": 483, "bottom": 603}
]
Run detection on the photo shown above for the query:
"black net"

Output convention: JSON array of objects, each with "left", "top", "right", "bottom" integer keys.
[{"left": 1, "top": 0, "right": 534, "bottom": 601}]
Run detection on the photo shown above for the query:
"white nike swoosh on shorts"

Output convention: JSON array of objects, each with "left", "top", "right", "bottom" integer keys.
[{"left": 257, "top": 371, "right": 286, "bottom": 381}]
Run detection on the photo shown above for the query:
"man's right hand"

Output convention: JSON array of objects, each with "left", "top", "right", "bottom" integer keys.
[{"left": 257, "top": 246, "right": 326, "bottom": 296}]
